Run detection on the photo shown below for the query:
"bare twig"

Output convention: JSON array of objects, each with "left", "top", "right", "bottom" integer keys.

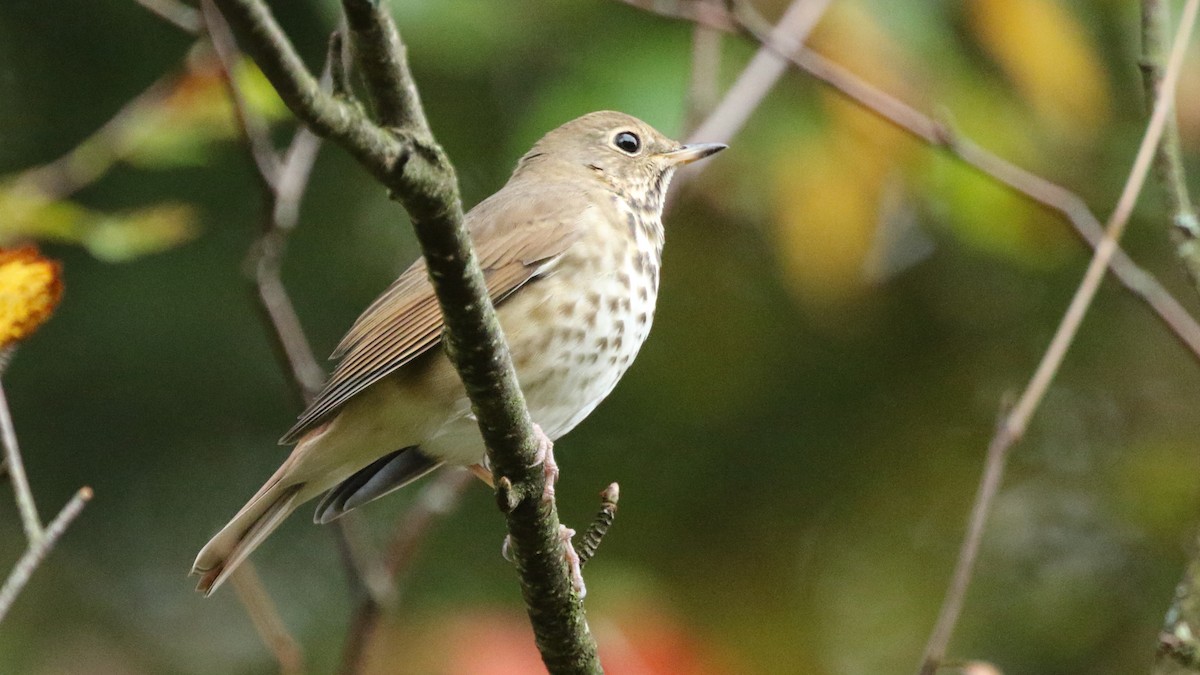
[
  {"left": 623, "top": 0, "right": 1200, "bottom": 669},
  {"left": 577, "top": 483, "right": 620, "bottom": 568},
  {"left": 230, "top": 563, "right": 306, "bottom": 675},
  {"left": 685, "top": 0, "right": 724, "bottom": 133},
  {"left": 740, "top": 1, "right": 1200, "bottom": 361},
  {"left": 204, "top": 1, "right": 328, "bottom": 404},
  {"left": 197, "top": 4, "right": 325, "bottom": 671},
  {"left": 685, "top": 0, "right": 834, "bottom": 148},
  {"left": 0, "top": 380, "right": 42, "bottom": 541},
  {"left": 8, "top": 75, "right": 180, "bottom": 200},
  {"left": 619, "top": 0, "right": 1200, "bottom": 362},
  {"left": 917, "top": 1, "right": 1199, "bottom": 671},
  {"left": 135, "top": 0, "right": 202, "bottom": 34},
  {"left": 0, "top": 485, "right": 91, "bottom": 624},
  {"left": 212, "top": 0, "right": 605, "bottom": 670}
]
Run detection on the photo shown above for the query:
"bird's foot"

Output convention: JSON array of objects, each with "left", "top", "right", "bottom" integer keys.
[
  {"left": 530, "top": 424, "right": 558, "bottom": 504},
  {"left": 560, "top": 524, "right": 586, "bottom": 598},
  {"left": 500, "top": 524, "right": 585, "bottom": 597}
]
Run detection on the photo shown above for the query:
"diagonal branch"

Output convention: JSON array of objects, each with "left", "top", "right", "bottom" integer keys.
[
  {"left": 619, "top": 0, "right": 1200, "bottom": 670},
  {"left": 229, "top": 562, "right": 305, "bottom": 675},
  {"left": 209, "top": 0, "right": 603, "bottom": 671},
  {"left": 0, "top": 379, "right": 43, "bottom": 542},
  {"left": 0, "top": 364, "right": 91, "bottom": 624},
  {"left": 0, "top": 486, "right": 91, "bottom": 624},
  {"left": 918, "top": 0, "right": 1199, "bottom": 670},
  {"left": 339, "top": 0, "right": 421, "bottom": 129},
  {"left": 685, "top": 0, "right": 834, "bottom": 147},
  {"left": 618, "top": 0, "right": 1200, "bottom": 363}
]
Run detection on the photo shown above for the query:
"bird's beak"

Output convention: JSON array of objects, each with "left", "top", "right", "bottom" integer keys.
[{"left": 659, "top": 143, "right": 728, "bottom": 166}]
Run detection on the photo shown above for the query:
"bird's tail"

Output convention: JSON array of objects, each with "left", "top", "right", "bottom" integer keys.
[{"left": 191, "top": 470, "right": 306, "bottom": 596}]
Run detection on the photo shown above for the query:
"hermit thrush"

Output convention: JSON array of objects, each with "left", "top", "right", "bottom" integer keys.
[{"left": 192, "top": 111, "right": 725, "bottom": 594}]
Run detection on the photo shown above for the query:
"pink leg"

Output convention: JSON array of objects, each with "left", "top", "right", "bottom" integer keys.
[
  {"left": 559, "top": 525, "right": 585, "bottom": 598},
  {"left": 530, "top": 424, "right": 558, "bottom": 504}
]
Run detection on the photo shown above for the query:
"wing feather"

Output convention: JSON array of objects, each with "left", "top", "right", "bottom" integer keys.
[{"left": 280, "top": 181, "right": 594, "bottom": 444}]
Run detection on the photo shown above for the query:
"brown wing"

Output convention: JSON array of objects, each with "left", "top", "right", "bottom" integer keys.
[{"left": 279, "top": 181, "right": 594, "bottom": 444}]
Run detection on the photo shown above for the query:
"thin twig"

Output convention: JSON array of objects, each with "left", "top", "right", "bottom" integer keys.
[
  {"left": 918, "top": 1, "right": 1199, "bottom": 671},
  {"left": 577, "top": 483, "right": 619, "bottom": 568},
  {"left": 200, "top": 0, "right": 327, "bottom": 407},
  {"left": 8, "top": 75, "right": 180, "bottom": 200},
  {"left": 0, "top": 379, "right": 43, "bottom": 541},
  {"left": 0, "top": 486, "right": 91, "bottom": 624},
  {"left": 735, "top": 0, "right": 1200, "bottom": 361},
  {"left": 685, "top": 0, "right": 724, "bottom": 133},
  {"left": 230, "top": 563, "right": 306, "bottom": 675},
  {"left": 197, "top": 4, "right": 323, "bottom": 672},
  {"left": 620, "top": 0, "right": 1200, "bottom": 362},
  {"left": 135, "top": 0, "right": 202, "bottom": 34},
  {"left": 685, "top": 0, "right": 834, "bottom": 148}
]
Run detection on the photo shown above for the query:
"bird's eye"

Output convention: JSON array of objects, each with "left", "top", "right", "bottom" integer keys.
[{"left": 613, "top": 131, "right": 641, "bottom": 155}]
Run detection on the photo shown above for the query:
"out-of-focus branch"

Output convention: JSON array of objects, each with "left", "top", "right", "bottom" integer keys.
[
  {"left": 685, "top": 0, "right": 724, "bottom": 133},
  {"left": 685, "top": 0, "right": 834, "bottom": 148},
  {"left": 198, "top": 4, "right": 322, "bottom": 670},
  {"left": 230, "top": 563, "right": 305, "bottom": 675},
  {"left": 211, "top": 0, "right": 606, "bottom": 671},
  {"left": 0, "top": 486, "right": 91, "bottom": 623},
  {"left": 618, "top": 0, "right": 1200, "bottom": 363},
  {"left": 8, "top": 75, "right": 180, "bottom": 201},
  {"left": 0, "top": 380, "right": 43, "bottom": 542},
  {"left": 917, "top": 1, "right": 1199, "bottom": 671},
  {"left": 337, "top": 470, "right": 472, "bottom": 675},
  {"left": 1142, "top": 0, "right": 1200, "bottom": 286},
  {"left": 0, "top": 368, "right": 91, "bottom": 624},
  {"left": 621, "top": 0, "right": 1200, "bottom": 670},
  {"left": 135, "top": 0, "right": 202, "bottom": 34}
]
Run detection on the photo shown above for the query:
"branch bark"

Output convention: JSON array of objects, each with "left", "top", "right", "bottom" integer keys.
[{"left": 209, "top": 0, "right": 602, "bottom": 671}]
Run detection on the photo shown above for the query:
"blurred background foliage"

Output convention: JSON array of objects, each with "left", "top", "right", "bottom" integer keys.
[{"left": 1, "top": 0, "right": 1200, "bottom": 673}]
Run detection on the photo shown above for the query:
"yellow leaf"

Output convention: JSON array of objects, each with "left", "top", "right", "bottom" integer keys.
[
  {"left": 0, "top": 246, "right": 62, "bottom": 347},
  {"left": 969, "top": 0, "right": 1110, "bottom": 135},
  {"left": 772, "top": 137, "right": 880, "bottom": 305}
]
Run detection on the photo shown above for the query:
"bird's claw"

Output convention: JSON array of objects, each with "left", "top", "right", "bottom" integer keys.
[
  {"left": 499, "top": 525, "right": 586, "bottom": 598},
  {"left": 560, "top": 524, "right": 586, "bottom": 598},
  {"left": 530, "top": 424, "right": 558, "bottom": 504}
]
